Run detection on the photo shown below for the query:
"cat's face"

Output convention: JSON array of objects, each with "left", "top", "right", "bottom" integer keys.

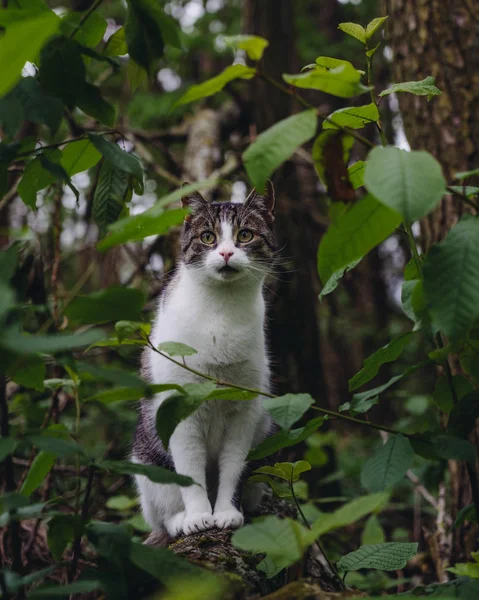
[{"left": 180, "top": 182, "right": 276, "bottom": 284}]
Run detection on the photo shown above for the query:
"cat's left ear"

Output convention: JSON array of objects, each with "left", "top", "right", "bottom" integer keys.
[
  {"left": 244, "top": 180, "right": 275, "bottom": 216},
  {"left": 181, "top": 183, "right": 209, "bottom": 217}
]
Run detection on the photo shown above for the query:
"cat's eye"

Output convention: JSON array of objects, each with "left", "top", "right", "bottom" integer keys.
[
  {"left": 200, "top": 231, "right": 216, "bottom": 245},
  {"left": 238, "top": 229, "right": 254, "bottom": 243}
]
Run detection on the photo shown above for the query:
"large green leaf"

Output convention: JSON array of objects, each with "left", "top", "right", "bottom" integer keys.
[
  {"left": 38, "top": 36, "right": 86, "bottom": 108},
  {"left": 262, "top": 394, "right": 314, "bottom": 430},
  {"left": 47, "top": 514, "right": 83, "bottom": 561},
  {"left": 65, "top": 286, "right": 145, "bottom": 324},
  {"left": 379, "top": 76, "right": 441, "bottom": 100},
  {"left": 447, "top": 391, "right": 479, "bottom": 438},
  {"left": 60, "top": 11, "right": 107, "bottom": 47},
  {"left": 361, "top": 514, "right": 385, "bottom": 545},
  {"left": 20, "top": 451, "right": 55, "bottom": 497},
  {"left": 423, "top": 215, "right": 479, "bottom": 341},
  {"left": 365, "top": 17, "right": 388, "bottom": 40},
  {"left": 431, "top": 434, "right": 477, "bottom": 465},
  {"left": 88, "top": 134, "right": 143, "bottom": 192},
  {"left": 6, "top": 353, "right": 45, "bottom": 391},
  {"left": 0, "top": 12, "right": 59, "bottom": 98},
  {"left": 318, "top": 258, "right": 362, "bottom": 300},
  {"left": 433, "top": 374, "right": 473, "bottom": 414},
  {"left": 60, "top": 139, "right": 102, "bottom": 176},
  {"left": 157, "top": 341, "right": 198, "bottom": 357},
  {"left": 96, "top": 180, "right": 217, "bottom": 250},
  {"left": 26, "top": 435, "right": 84, "bottom": 457},
  {"left": 323, "top": 103, "right": 379, "bottom": 130},
  {"left": 283, "top": 64, "right": 369, "bottom": 98},
  {"left": 77, "top": 83, "right": 116, "bottom": 127},
  {"left": 1, "top": 327, "right": 105, "bottom": 354},
  {"left": 337, "top": 542, "right": 418, "bottom": 572},
  {"left": 98, "top": 460, "right": 194, "bottom": 486},
  {"left": 243, "top": 109, "right": 317, "bottom": 191},
  {"left": 104, "top": 27, "right": 127, "bottom": 57},
  {"left": 349, "top": 333, "right": 413, "bottom": 391},
  {"left": 248, "top": 417, "right": 324, "bottom": 460},
  {"left": 156, "top": 382, "right": 217, "bottom": 448},
  {"left": 177, "top": 64, "right": 256, "bottom": 106},
  {"left": 93, "top": 161, "right": 131, "bottom": 236},
  {"left": 0, "top": 438, "right": 17, "bottom": 462},
  {"left": 0, "top": 77, "right": 63, "bottom": 137},
  {"left": 17, "top": 148, "right": 60, "bottom": 209},
  {"left": 223, "top": 35, "right": 269, "bottom": 60},
  {"left": 232, "top": 516, "right": 312, "bottom": 577},
  {"left": 361, "top": 434, "right": 414, "bottom": 492},
  {"left": 312, "top": 492, "right": 389, "bottom": 537},
  {"left": 364, "top": 146, "right": 446, "bottom": 223},
  {"left": 317, "top": 193, "right": 401, "bottom": 285}
]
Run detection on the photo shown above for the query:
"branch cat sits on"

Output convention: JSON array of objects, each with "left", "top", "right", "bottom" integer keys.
[{"left": 133, "top": 181, "right": 276, "bottom": 540}]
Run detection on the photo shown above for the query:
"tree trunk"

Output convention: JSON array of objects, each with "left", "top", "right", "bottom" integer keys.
[{"left": 386, "top": 0, "right": 479, "bottom": 565}]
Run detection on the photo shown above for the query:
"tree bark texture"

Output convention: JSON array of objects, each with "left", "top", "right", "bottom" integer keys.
[{"left": 386, "top": 0, "right": 479, "bottom": 249}]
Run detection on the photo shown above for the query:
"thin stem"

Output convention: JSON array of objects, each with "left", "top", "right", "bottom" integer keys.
[
  {"left": 69, "top": 464, "right": 95, "bottom": 582},
  {"left": 0, "top": 376, "right": 23, "bottom": 580},
  {"left": 147, "top": 341, "right": 428, "bottom": 443},
  {"left": 446, "top": 186, "right": 479, "bottom": 211},
  {"left": 404, "top": 223, "right": 422, "bottom": 278},
  {"left": 14, "top": 130, "right": 122, "bottom": 160},
  {"left": 366, "top": 45, "right": 387, "bottom": 147},
  {"left": 260, "top": 73, "right": 375, "bottom": 149},
  {"left": 68, "top": 0, "right": 105, "bottom": 40}
]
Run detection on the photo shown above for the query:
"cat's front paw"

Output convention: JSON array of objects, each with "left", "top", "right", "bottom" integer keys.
[
  {"left": 182, "top": 512, "right": 215, "bottom": 535},
  {"left": 213, "top": 508, "right": 244, "bottom": 530}
]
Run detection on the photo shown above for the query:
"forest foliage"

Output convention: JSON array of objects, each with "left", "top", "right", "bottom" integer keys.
[{"left": 1, "top": 0, "right": 479, "bottom": 599}]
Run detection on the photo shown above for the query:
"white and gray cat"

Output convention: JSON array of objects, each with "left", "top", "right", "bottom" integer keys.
[{"left": 132, "top": 182, "right": 276, "bottom": 540}]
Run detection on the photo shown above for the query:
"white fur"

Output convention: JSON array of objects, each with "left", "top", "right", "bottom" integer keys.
[{"left": 133, "top": 223, "right": 271, "bottom": 537}]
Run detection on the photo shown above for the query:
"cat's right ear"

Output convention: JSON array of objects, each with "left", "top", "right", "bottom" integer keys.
[{"left": 181, "top": 182, "right": 208, "bottom": 212}]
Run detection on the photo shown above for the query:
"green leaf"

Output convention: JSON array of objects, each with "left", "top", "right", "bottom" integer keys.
[
  {"left": 38, "top": 36, "right": 86, "bottom": 108},
  {"left": 454, "top": 503, "right": 478, "bottom": 528},
  {"left": 455, "top": 168, "right": 479, "bottom": 181},
  {"left": 337, "top": 542, "right": 418, "bottom": 572},
  {"left": 423, "top": 215, "right": 479, "bottom": 341},
  {"left": 0, "top": 12, "right": 60, "bottom": 98},
  {"left": 248, "top": 416, "right": 324, "bottom": 460},
  {"left": 365, "top": 17, "right": 388, "bottom": 40},
  {"left": 262, "top": 393, "right": 313, "bottom": 430},
  {"left": 366, "top": 41, "right": 381, "bottom": 58},
  {"left": 26, "top": 434, "right": 84, "bottom": 457},
  {"left": 243, "top": 109, "right": 317, "bottom": 192},
  {"left": 431, "top": 434, "right": 477, "bottom": 465},
  {"left": 0, "top": 77, "right": 63, "bottom": 137},
  {"left": 432, "top": 375, "right": 474, "bottom": 413},
  {"left": 318, "top": 258, "right": 362, "bottom": 300},
  {"left": 364, "top": 146, "right": 446, "bottom": 223},
  {"left": 65, "top": 286, "right": 145, "bottom": 324},
  {"left": 38, "top": 154, "right": 79, "bottom": 203},
  {"left": 157, "top": 342, "right": 198, "bottom": 357},
  {"left": 60, "top": 11, "right": 107, "bottom": 47},
  {"left": 348, "top": 161, "right": 366, "bottom": 189},
  {"left": 156, "top": 382, "right": 217, "bottom": 448},
  {"left": 176, "top": 64, "right": 256, "bottom": 106},
  {"left": 379, "top": 76, "right": 441, "bottom": 100},
  {"left": 77, "top": 83, "right": 116, "bottom": 127},
  {"left": 17, "top": 149, "right": 60, "bottom": 209},
  {"left": 29, "top": 579, "right": 102, "bottom": 598},
  {"left": 125, "top": 0, "right": 180, "bottom": 71},
  {"left": 1, "top": 327, "right": 105, "bottom": 354},
  {"left": 323, "top": 103, "right": 379, "bottom": 130},
  {"left": 93, "top": 161, "right": 131, "bottom": 236},
  {"left": 223, "top": 35, "right": 269, "bottom": 60},
  {"left": 314, "top": 56, "right": 361, "bottom": 71},
  {"left": 447, "top": 562, "right": 479, "bottom": 578},
  {"left": 96, "top": 180, "right": 216, "bottom": 250},
  {"left": 283, "top": 64, "right": 369, "bottom": 98},
  {"left": 349, "top": 333, "right": 413, "bottom": 391},
  {"left": 340, "top": 394, "right": 380, "bottom": 415},
  {"left": 77, "top": 361, "right": 144, "bottom": 388},
  {"left": 20, "top": 451, "right": 55, "bottom": 497},
  {"left": 362, "top": 514, "right": 385, "bottom": 545},
  {"left": 104, "top": 27, "right": 128, "bottom": 57},
  {"left": 6, "top": 353, "right": 45, "bottom": 391},
  {"left": 88, "top": 134, "right": 143, "bottom": 192},
  {"left": 83, "top": 383, "right": 183, "bottom": 404},
  {"left": 106, "top": 495, "right": 138, "bottom": 510},
  {"left": 98, "top": 459, "right": 195, "bottom": 486},
  {"left": 232, "top": 516, "right": 311, "bottom": 576},
  {"left": 274, "top": 460, "right": 311, "bottom": 482},
  {"left": 312, "top": 492, "right": 390, "bottom": 537},
  {"left": 47, "top": 514, "right": 83, "bottom": 561},
  {"left": 447, "top": 391, "right": 479, "bottom": 438},
  {"left": 61, "top": 139, "right": 102, "bottom": 176},
  {"left": 115, "top": 320, "right": 149, "bottom": 342},
  {"left": 338, "top": 22, "right": 366, "bottom": 44},
  {"left": 317, "top": 193, "right": 402, "bottom": 285},
  {"left": 361, "top": 434, "right": 414, "bottom": 492},
  {"left": 448, "top": 186, "right": 479, "bottom": 198},
  {"left": 0, "top": 437, "right": 17, "bottom": 462}
]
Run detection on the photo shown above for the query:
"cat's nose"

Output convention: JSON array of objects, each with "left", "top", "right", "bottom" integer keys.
[{"left": 219, "top": 250, "right": 234, "bottom": 263}]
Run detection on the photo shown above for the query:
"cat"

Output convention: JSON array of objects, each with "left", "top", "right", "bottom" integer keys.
[{"left": 132, "top": 181, "right": 277, "bottom": 540}]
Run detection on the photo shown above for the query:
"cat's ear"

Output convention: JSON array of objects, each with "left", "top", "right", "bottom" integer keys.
[
  {"left": 181, "top": 183, "right": 208, "bottom": 211},
  {"left": 244, "top": 180, "right": 275, "bottom": 216}
]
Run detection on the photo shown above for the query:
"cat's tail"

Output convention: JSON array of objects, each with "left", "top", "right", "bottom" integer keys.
[{"left": 144, "top": 530, "right": 169, "bottom": 548}]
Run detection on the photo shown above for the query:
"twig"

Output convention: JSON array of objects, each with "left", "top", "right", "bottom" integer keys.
[
  {"left": 446, "top": 186, "right": 479, "bottom": 211},
  {"left": 68, "top": 464, "right": 95, "bottom": 582}
]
